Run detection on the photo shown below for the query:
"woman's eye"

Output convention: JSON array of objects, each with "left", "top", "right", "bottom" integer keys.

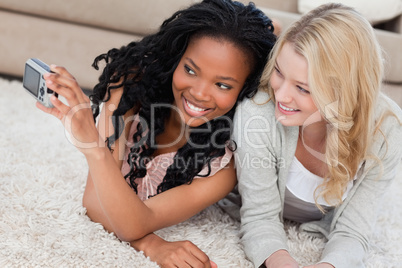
[
  {"left": 184, "top": 65, "right": 196, "bottom": 75},
  {"left": 297, "top": 86, "right": 310, "bottom": 94},
  {"left": 274, "top": 66, "right": 282, "bottom": 76},
  {"left": 217, "top": 83, "right": 232, "bottom": 90}
]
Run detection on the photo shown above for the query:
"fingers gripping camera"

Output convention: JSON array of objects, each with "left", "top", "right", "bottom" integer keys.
[{"left": 23, "top": 58, "right": 58, "bottom": 108}]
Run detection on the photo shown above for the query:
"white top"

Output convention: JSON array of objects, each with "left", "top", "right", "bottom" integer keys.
[{"left": 283, "top": 157, "right": 354, "bottom": 223}]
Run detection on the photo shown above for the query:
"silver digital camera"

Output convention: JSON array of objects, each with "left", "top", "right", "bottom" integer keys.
[{"left": 23, "top": 58, "right": 58, "bottom": 108}]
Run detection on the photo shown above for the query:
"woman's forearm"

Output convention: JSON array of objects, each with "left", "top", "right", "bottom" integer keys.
[
  {"left": 84, "top": 146, "right": 155, "bottom": 241},
  {"left": 130, "top": 233, "right": 165, "bottom": 254}
]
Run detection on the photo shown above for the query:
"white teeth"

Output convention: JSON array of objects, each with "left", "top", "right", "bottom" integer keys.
[
  {"left": 279, "top": 103, "right": 298, "bottom": 112},
  {"left": 186, "top": 100, "right": 207, "bottom": 112}
]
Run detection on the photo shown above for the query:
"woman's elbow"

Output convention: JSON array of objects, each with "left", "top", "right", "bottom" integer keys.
[
  {"left": 82, "top": 184, "right": 150, "bottom": 241},
  {"left": 84, "top": 195, "right": 147, "bottom": 241},
  {"left": 114, "top": 229, "right": 148, "bottom": 242}
]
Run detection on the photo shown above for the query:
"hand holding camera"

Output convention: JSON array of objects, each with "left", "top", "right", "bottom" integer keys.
[
  {"left": 23, "top": 58, "right": 58, "bottom": 108},
  {"left": 25, "top": 60, "right": 102, "bottom": 154}
]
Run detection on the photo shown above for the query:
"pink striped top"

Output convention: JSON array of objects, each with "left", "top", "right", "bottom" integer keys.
[{"left": 121, "top": 114, "right": 233, "bottom": 200}]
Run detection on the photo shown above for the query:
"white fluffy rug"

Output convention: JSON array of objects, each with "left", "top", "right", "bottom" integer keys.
[{"left": 0, "top": 77, "right": 401, "bottom": 268}]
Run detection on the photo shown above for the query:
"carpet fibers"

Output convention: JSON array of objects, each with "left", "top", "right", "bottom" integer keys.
[{"left": 0, "top": 77, "right": 401, "bottom": 267}]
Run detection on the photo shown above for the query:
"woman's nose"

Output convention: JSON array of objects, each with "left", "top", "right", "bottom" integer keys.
[
  {"left": 274, "top": 82, "right": 293, "bottom": 103},
  {"left": 189, "top": 82, "right": 212, "bottom": 102}
]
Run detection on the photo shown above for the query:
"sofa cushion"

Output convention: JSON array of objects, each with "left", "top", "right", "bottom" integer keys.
[
  {"left": 241, "top": 0, "right": 298, "bottom": 13},
  {"left": 0, "top": 0, "right": 198, "bottom": 35},
  {"left": 0, "top": 10, "right": 138, "bottom": 89},
  {"left": 298, "top": 0, "right": 402, "bottom": 25}
]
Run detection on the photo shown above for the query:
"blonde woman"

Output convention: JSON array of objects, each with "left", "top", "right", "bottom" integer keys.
[{"left": 223, "top": 3, "right": 402, "bottom": 268}]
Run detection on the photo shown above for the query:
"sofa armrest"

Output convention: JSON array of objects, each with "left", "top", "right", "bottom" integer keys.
[{"left": 388, "top": 14, "right": 402, "bottom": 33}]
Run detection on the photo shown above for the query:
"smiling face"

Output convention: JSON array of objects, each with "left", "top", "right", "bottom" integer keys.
[
  {"left": 270, "top": 42, "right": 320, "bottom": 127},
  {"left": 171, "top": 36, "right": 251, "bottom": 128}
]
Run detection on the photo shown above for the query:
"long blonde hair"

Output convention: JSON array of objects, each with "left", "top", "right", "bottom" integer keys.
[{"left": 260, "top": 3, "right": 384, "bottom": 206}]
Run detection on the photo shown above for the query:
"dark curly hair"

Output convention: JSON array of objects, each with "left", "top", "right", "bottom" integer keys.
[{"left": 90, "top": 0, "right": 276, "bottom": 196}]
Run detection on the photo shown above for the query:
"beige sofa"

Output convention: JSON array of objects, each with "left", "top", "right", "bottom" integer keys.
[{"left": 0, "top": 0, "right": 401, "bottom": 90}]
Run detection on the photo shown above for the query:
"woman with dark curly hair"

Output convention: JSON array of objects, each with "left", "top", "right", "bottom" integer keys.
[{"left": 37, "top": 0, "right": 276, "bottom": 266}]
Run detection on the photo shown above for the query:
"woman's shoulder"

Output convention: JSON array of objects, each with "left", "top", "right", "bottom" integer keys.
[
  {"left": 234, "top": 91, "right": 278, "bottom": 133},
  {"left": 372, "top": 93, "right": 402, "bottom": 151},
  {"left": 236, "top": 90, "right": 275, "bottom": 116},
  {"left": 376, "top": 93, "right": 402, "bottom": 128},
  {"left": 378, "top": 92, "right": 402, "bottom": 112}
]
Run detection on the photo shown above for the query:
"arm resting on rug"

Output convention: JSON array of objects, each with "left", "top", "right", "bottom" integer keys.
[{"left": 84, "top": 146, "right": 236, "bottom": 241}]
